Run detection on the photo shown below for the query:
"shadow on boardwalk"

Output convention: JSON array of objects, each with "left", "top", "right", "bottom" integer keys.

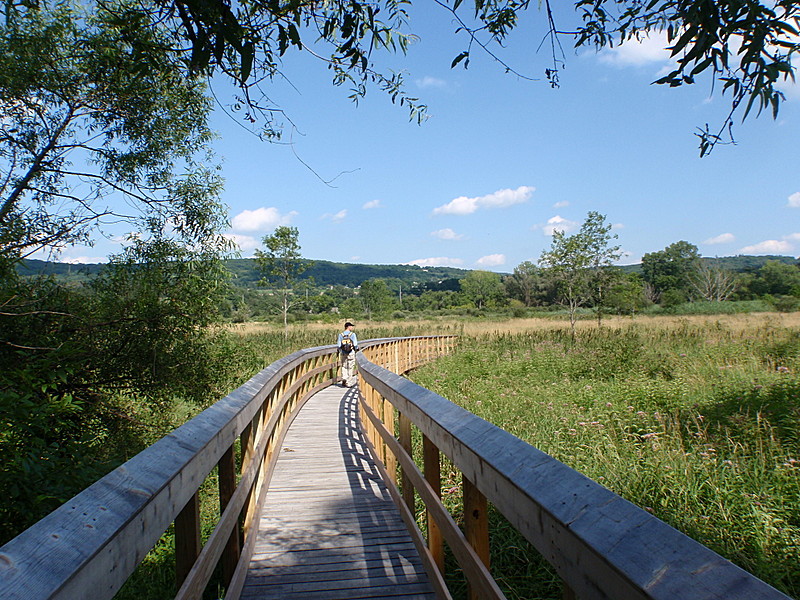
[{"left": 239, "top": 386, "right": 436, "bottom": 600}]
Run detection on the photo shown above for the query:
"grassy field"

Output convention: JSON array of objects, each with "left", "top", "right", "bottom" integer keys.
[
  {"left": 408, "top": 312, "right": 800, "bottom": 599},
  {"left": 116, "top": 312, "right": 799, "bottom": 599}
]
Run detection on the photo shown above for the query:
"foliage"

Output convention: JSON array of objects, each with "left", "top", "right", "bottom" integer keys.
[
  {"left": 359, "top": 278, "right": 395, "bottom": 319},
  {"left": 539, "top": 211, "right": 621, "bottom": 334},
  {"left": 641, "top": 240, "right": 701, "bottom": 300},
  {"left": 459, "top": 270, "right": 505, "bottom": 309},
  {"left": 503, "top": 260, "right": 544, "bottom": 307},
  {"left": 0, "top": 0, "right": 219, "bottom": 264},
  {"left": 255, "top": 226, "right": 310, "bottom": 329},
  {"left": 126, "top": 0, "right": 800, "bottom": 153},
  {"left": 412, "top": 318, "right": 800, "bottom": 598}
]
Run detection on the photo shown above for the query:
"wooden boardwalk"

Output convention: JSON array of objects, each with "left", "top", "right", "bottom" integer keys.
[{"left": 239, "top": 385, "right": 437, "bottom": 600}]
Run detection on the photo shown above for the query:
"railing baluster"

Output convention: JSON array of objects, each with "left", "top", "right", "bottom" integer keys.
[
  {"left": 383, "top": 396, "right": 396, "bottom": 485},
  {"left": 423, "top": 434, "right": 445, "bottom": 574},
  {"left": 175, "top": 492, "right": 201, "bottom": 587},
  {"left": 218, "top": 446, "right": 240, "bottom": 585},
  {"left": 399, "top": 413, "right": 414, "bottom": 513}
]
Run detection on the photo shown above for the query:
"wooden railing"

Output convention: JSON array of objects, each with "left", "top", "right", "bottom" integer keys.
[
  {"left": 0, "top": 336, "right": 453, "bottom": 600},
  {"left": 356, "top": 349, "right": 794, "bottom": 600},
  {"left": 2, "top": 334, "right": 791, "bottom": 600}
]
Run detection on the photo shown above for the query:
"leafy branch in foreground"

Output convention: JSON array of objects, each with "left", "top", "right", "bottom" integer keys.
[{"left": 144, "top": 0, "right": 798, "bottom": 154}]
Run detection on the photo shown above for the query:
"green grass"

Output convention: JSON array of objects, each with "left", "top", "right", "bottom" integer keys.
[{"left": 410, "top": 320, "right": 800, "bottom": 599}]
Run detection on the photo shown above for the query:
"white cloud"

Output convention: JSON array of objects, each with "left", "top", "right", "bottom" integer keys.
[
  {"left": 322, "top": 209, "right": 348, "bottom": 222},
  {"left": 404, "top": 257, "right": 465, "bottom": 267},
  {"left": 223, "top": 233, "right": 261, "bottom": 254},
  {"left": 553, "top": 200, "right": 570, "bottom": 208},
  {"left": 540, "top": 215, "right": 578, "bottom": 236},
  {"left": 739, "top": 240, "right": 794, "bottom": 254},
  {"left": 611, "top": 222, "right": 625, "bottom": 230},
  {"left": 703, "top": 233, "right": 736, "bottom": 245},
  {"left": 598, "top": 32, "right": 672, "bottom": 67},
  {"left": 64, "top": 255, "right": 107, "bottom": 264},
  {"left": 788, "top": 192, "right": 800, "bottom": 207},
  {"left": 416, "top": 76, "right": 447, "bottom": 89},
  {"left": 362, "top": 199, "right": 382, "bottom": 209},
  {"left": 431, "top": 228, "right": 464, "bottom": 241},
  {"left": 433, "top": 186, "right": 534, "bottom": 216},
  {"left": 476, "top": 254, "right": 506, "bottom": 267},
  {"left": 230, "top": 207, "right": 297, "bottom": 232},
  {"left": 785, "top": 233, "right": 800, "bottom": 241}
]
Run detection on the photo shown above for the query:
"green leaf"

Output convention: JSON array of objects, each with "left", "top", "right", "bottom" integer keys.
[{"left": 451, "top": 51, "right": 469, "bottom": 69}]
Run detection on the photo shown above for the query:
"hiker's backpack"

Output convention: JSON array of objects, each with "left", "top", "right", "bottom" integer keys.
[{"left": 340, "top": 332, "right": 354, "bottom": 354}]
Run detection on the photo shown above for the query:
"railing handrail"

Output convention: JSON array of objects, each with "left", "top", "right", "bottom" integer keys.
[
  {"left": 0, "top": 336, "right": 452, "bottom": 600},
  {"left": 355, "top": 353, "right": 792, "bottom": 600}
]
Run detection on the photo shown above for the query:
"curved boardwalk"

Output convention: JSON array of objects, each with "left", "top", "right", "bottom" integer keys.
[{"left": 239, "top": 385, "right": 436, "bottom": 600}]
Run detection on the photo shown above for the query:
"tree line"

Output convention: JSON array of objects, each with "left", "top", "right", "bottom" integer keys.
[{"left": 237, "top": 220, "right": 800, "bottom": 332}]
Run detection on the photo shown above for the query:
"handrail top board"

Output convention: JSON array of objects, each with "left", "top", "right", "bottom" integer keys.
[{"left": 355, "top": 355, "right": 791, "bottom": 600}]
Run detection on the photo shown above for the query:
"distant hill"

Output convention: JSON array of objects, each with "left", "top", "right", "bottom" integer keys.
[
  {"left": 17, "top": 255, "right": 797, "bottom": 287},
  {"left": 17, "top": 257, "right": 471, "bottom": 289},
  {"left": 224, "top": 258, "right": 471, "bottom": 288}
]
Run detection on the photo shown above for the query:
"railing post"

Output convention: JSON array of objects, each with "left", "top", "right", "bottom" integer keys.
[
  {"left": 175, "top": 492, "right": 201, "bottom": 587},
  {"left": 463, "top": 475, "right": 490, "bottom": 600},
  {"left": 218, "top": 445, "right": 240, "bottom": 585},
  {"left": 423, "top": 434, "right": 444, "bottom": 574}
]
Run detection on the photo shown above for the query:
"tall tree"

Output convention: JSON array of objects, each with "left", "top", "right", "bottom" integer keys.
[
  {"left": 505, "top": 261, "right": 543, "bottom": 307},
  {"left": 0, "top": 0, "right": 223, "bottom": 267},
  {"left": 255, "top": 226, "right": 310, "bottom": 330},
  {"left": 689, "top": 260, "right": 739, "bottom": 302},
  {"left": 641, "top": 241, "right": 700, "bottom": 303},
  {"left": 359, "top": 279, "right": 393, "bottom": 319},
  {"left": 460, "top": 270, "right": 505, "bottom": 309},
  {"left": 539, "top": 212, "right": 621, "bottom": 336}
]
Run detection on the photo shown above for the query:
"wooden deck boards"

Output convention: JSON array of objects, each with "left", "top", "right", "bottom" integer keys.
[{"left": 239, "top": 386, "right": 436, "bottom": 600}]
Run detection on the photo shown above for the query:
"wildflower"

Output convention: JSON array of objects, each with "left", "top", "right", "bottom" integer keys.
[
  {"left": 679, "top": 353, "right": 687, "bottom": 357},
  {"left": 584, "top": 385, "right": 592, "bottom": 390},
  {"left": 641, "top": 432, "right": 658, "bottom": 440},
  {"left": 636, "top": 411, "right": 646, "bottom": 418},
  {"left": 777, "top": 366, "right": 790, "bottom": 374},
  {"left": 568, "top": 429, "right": 577, "bottom": 435},
  {"left": 606, "top": 402, "right": 613, "bottom": 408},
  {"left": 627, "top": 406, "right": 634, "bottom": 412}
]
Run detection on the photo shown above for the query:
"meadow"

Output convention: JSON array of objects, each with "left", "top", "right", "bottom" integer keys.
[
  {"left": 113, "top": 312, "right": 799, "bottom": 598},
  {"left": 409, "top": 313, "right": 800, "bottom": 599}
]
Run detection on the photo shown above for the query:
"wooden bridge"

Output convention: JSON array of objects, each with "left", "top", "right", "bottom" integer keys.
[{"left": 0, "top": 336, "right": 792, "bottom": 600}]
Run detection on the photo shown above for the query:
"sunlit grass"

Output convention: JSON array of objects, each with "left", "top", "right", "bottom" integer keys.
[{"left": 410, "top": 315, "right": 800, "bottom": 599}]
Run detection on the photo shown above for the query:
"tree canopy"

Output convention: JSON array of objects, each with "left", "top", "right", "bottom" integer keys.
[
  {"left": 0, "top": 0, "right": 228, "bottom": 269},
  {"left": 143, "top": 0, "right": 799, "bottom": 153}
]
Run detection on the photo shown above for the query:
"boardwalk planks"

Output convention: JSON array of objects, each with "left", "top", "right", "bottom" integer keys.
[{"left": 239, "top": 386, "right": 437, "bottom": 600}]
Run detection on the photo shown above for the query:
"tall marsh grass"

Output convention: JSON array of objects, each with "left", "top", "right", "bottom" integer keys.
[{"left": 411, "top": 316, "right": 800, "bottom": 598}]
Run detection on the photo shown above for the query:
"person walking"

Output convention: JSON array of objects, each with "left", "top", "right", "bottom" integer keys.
[{"left": 337, "top": 321, "right": 359, "bottom": 387}]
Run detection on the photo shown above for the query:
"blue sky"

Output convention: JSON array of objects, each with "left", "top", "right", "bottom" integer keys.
[{"left": 56, "top": 3, "right": 800, "bottom": 271}]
